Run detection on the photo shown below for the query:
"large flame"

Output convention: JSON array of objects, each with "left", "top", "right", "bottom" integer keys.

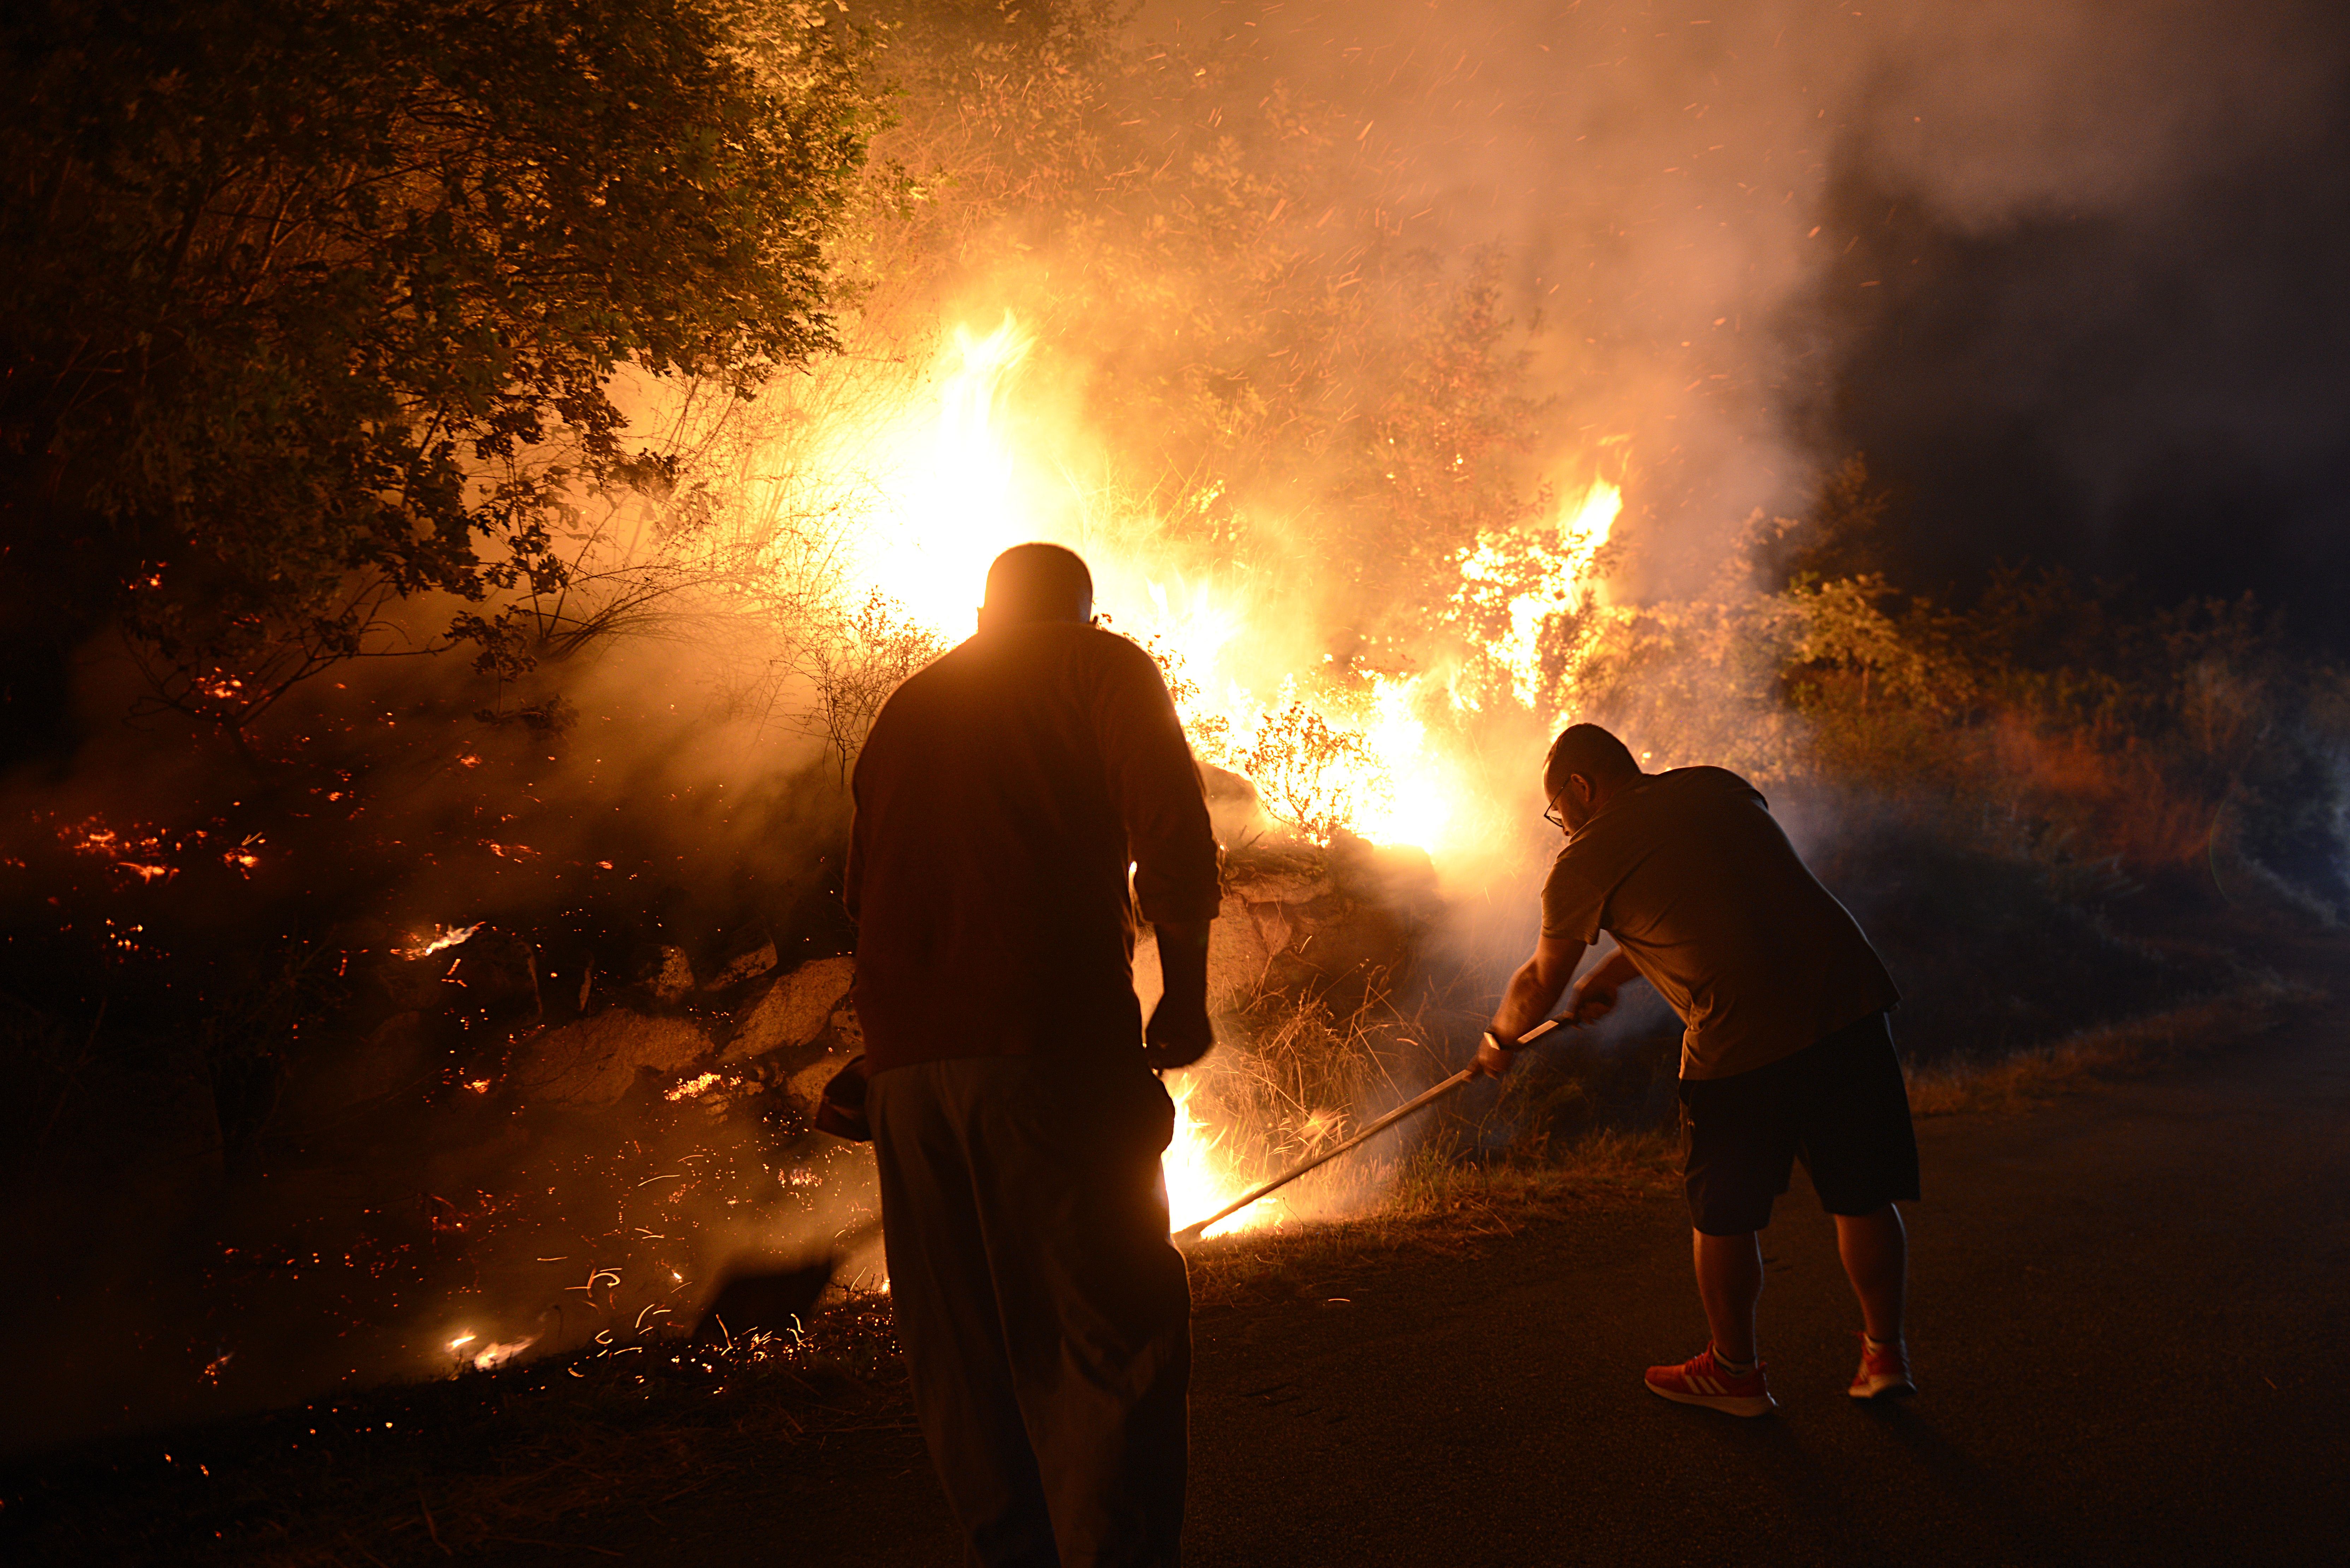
[
  {"left": 795, "top": 310, "right": 1619, "bottom": 1238},
  {"left": 1158, "top": 1075, "right": 1274, "bottom": 1240},
  {"left": 849, "top": 313, "right": 1035, "bottom": 638}
]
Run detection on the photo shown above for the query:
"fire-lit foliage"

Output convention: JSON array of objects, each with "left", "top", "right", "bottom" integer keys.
[{"left": 0, "top": 0, "right": 880, "bottom": 739}]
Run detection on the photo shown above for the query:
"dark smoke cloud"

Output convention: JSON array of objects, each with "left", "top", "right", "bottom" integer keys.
[{"left": 1151, "top": 0, "right": 2350, "bottom": 622}]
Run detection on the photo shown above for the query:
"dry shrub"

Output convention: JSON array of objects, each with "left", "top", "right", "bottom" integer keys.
[
  {"left": 1190, "top": 988, "right": 1397, "bottom": 1182},
  {"left": 1238, "top": 702, "right": 1378, "bottom": 846}
]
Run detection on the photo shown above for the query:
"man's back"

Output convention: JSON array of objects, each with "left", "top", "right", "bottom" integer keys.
[
  {"left": 847, "top": 619, "right": 1220, "bottom": 1072},
  {"left": 1542, "top": 766, "right": 1898, "bottom": 1078}
]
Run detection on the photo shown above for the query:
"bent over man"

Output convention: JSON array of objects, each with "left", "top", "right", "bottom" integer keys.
[
  {"left": 1481, "top": 723, "right": 1919, "bottom": 1415},
  {"left": 846, "top": 543, "right": 1221, "bottom": 1565}
]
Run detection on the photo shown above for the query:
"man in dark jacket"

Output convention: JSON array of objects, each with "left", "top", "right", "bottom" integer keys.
[
  {"left": 846, "top": 543, "right": 1221, "bottom": 1566},
  {"left": 1480, "top": 723, "right": 1919, "bottom": 1416}
]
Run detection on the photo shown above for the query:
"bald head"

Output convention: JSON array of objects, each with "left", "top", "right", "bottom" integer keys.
[
  {"left": 980, "top": 543, "right": 1093, "bottom": 631},
  {"left": 1543, "top": 723, "right": 1643, "bottom": 834}
]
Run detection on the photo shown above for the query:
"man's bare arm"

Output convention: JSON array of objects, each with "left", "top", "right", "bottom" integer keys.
[
  {"left": 1567, "top": 946, "right": 1642, "bottom": 1023},
  {"left": 1478, "top": 932, "right": 1586, "bottom": 1076},
  {"left": 1144, "top": 919, "right": 1214, "bottom": 1070}
]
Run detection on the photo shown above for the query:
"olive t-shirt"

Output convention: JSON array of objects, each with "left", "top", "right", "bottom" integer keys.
[{"left": 1541, "top": 767, "right": 1899, "bottom": 1080}]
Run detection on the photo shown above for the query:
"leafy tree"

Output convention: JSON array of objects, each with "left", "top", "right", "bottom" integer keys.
[
  {"left": 1770, "top": 453, "right": 1893, "bottom": 587},
  {"left": 820, "top": 8, "right": 1549, "bottom": 644},
  {"left": 0, "top": 0, "right": 879, "bottom": 751}
]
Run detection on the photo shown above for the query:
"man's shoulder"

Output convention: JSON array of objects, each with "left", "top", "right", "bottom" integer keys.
[
  {"left": 965, "top": 619, "right": 1156, "bottom": 669},
  {"left": 871, "top": 624, "right": 1158, "bottom": 727},
  {"left": 865, "top": 638, "right": 965, "bottom": 718},
  {"left": 1654, "top": 764, "right": 1760, "bottom": 796},
  {"left": 1560, "top": 767, "right": 1762, "bottom": 854},
  {"left": 1071, "top": 621, "right": 1159, "bottom": 672},
  {"left": 1636, "top": 765, "right": 1767, "bottom": 817}
]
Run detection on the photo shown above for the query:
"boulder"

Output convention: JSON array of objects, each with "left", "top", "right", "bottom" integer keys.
[
  {"left": 1201, "top": 763, "right": 1270, "bottom": 844},
  {"left": 278, "top": 1010, "right": 439, "bottom": 1126},
  {"left": 1135, "top": 839, "right": 1428, "bottom": 1016},
  {"left": 648, "top": 946, "right": 696, "bottom": 1002},
  {"left": 513, "top": 1010, "right": 710, "bottom": 1106},
  {"left": 783, "top": 1048, "right": 861, "bottom": 1113},
  {"left": 722, "top": 956, "right": 857, "bottom": 1062},
  {"left": 703, "top": 941, "right": 778, "bottom": 991}
]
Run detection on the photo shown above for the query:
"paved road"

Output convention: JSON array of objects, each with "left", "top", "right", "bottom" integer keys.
[{"left": 504, "top": 1008, "right": 2350, "bottom": 1566}]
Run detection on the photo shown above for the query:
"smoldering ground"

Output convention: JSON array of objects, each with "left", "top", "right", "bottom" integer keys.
[{"left": 0, "top": 622, "right": 885, "bottom": 1454}]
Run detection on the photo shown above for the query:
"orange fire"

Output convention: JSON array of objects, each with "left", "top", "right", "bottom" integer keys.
[{"left": 764, "top": 309, "right": 1621, "bottom": 1236}]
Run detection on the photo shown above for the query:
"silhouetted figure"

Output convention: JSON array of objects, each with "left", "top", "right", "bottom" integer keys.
[
  {"left": 1480, "top": 723, "right": 1919, "bottom": 1415},
  {"left": 847, "top": 543, "right": 1220, "bottom": 1566}
]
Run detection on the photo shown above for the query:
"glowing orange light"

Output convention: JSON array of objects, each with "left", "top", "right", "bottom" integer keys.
[{"left": 395, "top": 923, "right": 482, "bottom": 961}]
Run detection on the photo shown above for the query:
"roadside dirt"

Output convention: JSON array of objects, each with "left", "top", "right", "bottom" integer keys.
[{"left": 435, "top": 982, "right": 2350, "bottom": 1567}]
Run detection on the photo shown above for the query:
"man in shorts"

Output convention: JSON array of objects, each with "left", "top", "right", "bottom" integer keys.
[{"left": 1478, "top": 723, "right": 1919, "bottom": 1415}]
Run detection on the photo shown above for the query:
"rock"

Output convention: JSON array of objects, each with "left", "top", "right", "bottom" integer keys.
[
  {"left": 649, "top": 946, "right": 696, "bottom": 1002},
  {"left": 1136, "top": 839, "right": 1425, "bottom": 1016},
  {"left": 722, "top": 956, "right": 857, "bottom": 1062},
  {"left": 783, "top": 1049, "right": 861, "bottom": 1112},
  {"left": 1224, "top": 859, "right": 1332, "bottom": 908},
  {"left": 1201, "top": 763, "right": 1269, "bottom": 843},
  {"left": 704, "top": 941, "right": 778, "bottom": 991},
  {"left": 376, "top": 924, "right": 541, "bottom": 1015},
  {"left": 1135, "top": 901, "right": 1286, "bottom": 1015},
  {"left": 279, "top": 1010, "right": 438, "bottom": 1126},
  {"left": 514, "top": 1010, "right": 710, "bottom": 1106}
]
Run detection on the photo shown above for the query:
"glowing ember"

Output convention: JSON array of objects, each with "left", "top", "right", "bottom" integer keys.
[
  {"left": 446, "top": 1330, "right": 537, "bottom": 1371},
  {"left": 395, "top": 923, "right": 482, "bottom": 961},
  {"left": 665, "top": 1072, "right": 723, "bottom": 1102}
]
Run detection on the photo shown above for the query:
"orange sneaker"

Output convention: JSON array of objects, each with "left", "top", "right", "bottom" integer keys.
[
  {"left": 1848, "top": 1336, "right": 1916, "bottom": 1400},
  {"left": 1644, "top": 1345, "right": 1776, "bottom": 1417}
]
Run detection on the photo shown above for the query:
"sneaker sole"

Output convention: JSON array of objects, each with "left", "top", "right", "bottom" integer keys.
[{"left": 1645, "top": 1378, "right": 1776, "bottom": 1418}]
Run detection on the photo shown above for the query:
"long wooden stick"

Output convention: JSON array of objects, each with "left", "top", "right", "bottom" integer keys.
[{"left": 1172, "top": 1019, "right": 1563, "bottom": 1242}]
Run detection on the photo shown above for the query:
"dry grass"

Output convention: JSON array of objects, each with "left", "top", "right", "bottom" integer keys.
[
  {"left": 1905, "top": 973, "right": 2315, "bottom": 1116},
  {"left": 1180, "top": 1125, "right": 1680, "bottom": 1310}
]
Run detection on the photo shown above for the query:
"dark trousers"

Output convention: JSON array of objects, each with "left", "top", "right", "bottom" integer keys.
[{"left": 869, "top": 1055, "right": 1191, "bottom": 1568}]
